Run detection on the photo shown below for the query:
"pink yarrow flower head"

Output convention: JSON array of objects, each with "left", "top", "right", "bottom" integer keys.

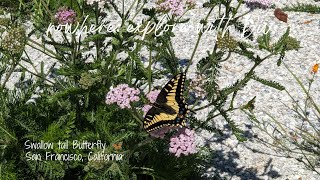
[
  {"left": 147, "top": 90, "right": 160, "bottom": 103},
  {"left": 244, "top": 0, "right": 272, "bottom": 10},
  {"left": 105, "top": 84, "right": 140, "bottom": 109},
  {"left": 55, "top": 7, "right": 77, "bottom": 25},
  {"left": 142, "top": 104, "right": 152, "bottom": 116},
  {"left": 157, "top": 0, "right": 186, "bottom": 16},
  {"left": 142, "top": 90, "right": 160, "bottom": 116},
  {"left": 169, "top": 128, "right": 197, "bottom": 157}
]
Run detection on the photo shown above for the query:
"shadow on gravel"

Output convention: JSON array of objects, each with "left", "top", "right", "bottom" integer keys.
[
  {"left": 203, "top": 147, "right": 281, "bottom": 179},
  {"left": 201, "top": 123, "right": 281, "bottom": 179},
  {"left": 211, "top": 150, "right": 261, "bottom": 180},
  {"left": 208, "top": 151, "right": 280, "bottom": 180}
]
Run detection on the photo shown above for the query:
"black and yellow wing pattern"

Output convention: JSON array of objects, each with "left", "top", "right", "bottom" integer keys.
[{"left": 143, "top": 73, "right": 188, "bottom": 132}]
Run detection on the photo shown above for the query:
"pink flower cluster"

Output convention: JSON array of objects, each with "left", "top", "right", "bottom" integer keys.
[
  {"left": 142, "top": 90, "right": 160, "bottom": 116},
  {"left": 54, "top": 7, "right": 76, "bottom": 25},
  {"left": 157, "top": 0, "right": 194, "bottom": 16},
  {"left": 244, "top": 0, "right": 272, "bottom": 9},
  {"left": 142, "top": 104, "right": 152, "bottom": 116},
  {"left": 105, "top": 84, "right": 140, "bottom": 109},
  {"left": 169, "top": 128, "right": 197, "bottom": 157},
  {"left": 146, "top": 90, "right": 160, "bottom": 103},
  {"left": 158, "top": 0, "right": 184, "bottom": 16}
]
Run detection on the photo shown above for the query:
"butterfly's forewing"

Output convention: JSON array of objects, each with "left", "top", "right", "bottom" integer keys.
[
  {"left": 143, "top": 73, "right": 187, "bottom": 132},
  {"left": 113, "top": 143, "right": 122, "bottom": 150},
  {"left": 155, "top": 73, "right": 186, "bottom": 104}
]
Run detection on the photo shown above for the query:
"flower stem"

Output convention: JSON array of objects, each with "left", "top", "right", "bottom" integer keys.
[
  {"left": 148, "top": 46, "right": 152, "bottom": 92},
  {"left": 185, "top": 7, "right": 214, "bottom": 74}
]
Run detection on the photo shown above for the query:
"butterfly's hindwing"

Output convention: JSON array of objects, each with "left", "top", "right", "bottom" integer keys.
[
  {"left": 143, "top": 73, "right": 188, "bottom": 132},
  {"left": 144, "top": 106, "right": 180, "bottom": 132},
  {"left": 153, "top": 103, "right": 177, "bottom": 115}
]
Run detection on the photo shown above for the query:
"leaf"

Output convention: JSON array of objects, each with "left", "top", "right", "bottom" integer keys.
[
  {"left": 257, "top": 26, "right": 271, "bottom": 51},
  {"left": 241, "top": 96, "right": 256, "bottom": 111},
  {"left": 192, "top": 117, "right": 223, "bottom": 136},
  {"left": 237, "top": 42, "right": 256, "bottom": 60},
  {"left": 282, "top": 3, "right": 320, "bottom": 14},
  {"left": 142, "top": 8, "right": 156, "bottom": 17},
  {"left": 83, "top": 34, "right": 107, "bottom": 43},
  {"left": 245, "top": 111, "right": 260, "bottom": 123},
  {"left": 218, "top": 107, "right": 247, "bottom": 142},
  {"left": 273, "top": 27, "right": 290, "bottom": 52},
  {"left": 203, "top": 0, "right": 223, "bottom": 8},
  {"left": 277, "top": 45, "right": 286, "bottom": 66},
  {"left": 274, "top": 8, "right": 288, "bottom": 23},
  {"left": 302, "top": 20, "right": 312, "bottom": 24},
  {"left": 251, "top": 74, "right": 285, "bottom": 91},
  {"left": 284, "top": 36, "right": 300, "bottom": 50},
  {"left": 234, "top": 21, "right": 254, "bottom": 41}
]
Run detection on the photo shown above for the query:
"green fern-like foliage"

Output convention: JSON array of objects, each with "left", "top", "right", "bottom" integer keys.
[
  {"left": 251, "top": 74, "right": 285, "bottom": 91},
  {"left": 257, "top": 27, "right": 300, "bottom": 53},
  {"left": 0, "top": 0, "right": 308, "bottom": 178},
  {"left": 282, "top": 3, "right": 320, "bottom": 14},
  {"left": 257, "top": 27, "right": 272, "bottom": 51},
  {"left": 283, "top": 36, "right": 301, "bottom": 50}
]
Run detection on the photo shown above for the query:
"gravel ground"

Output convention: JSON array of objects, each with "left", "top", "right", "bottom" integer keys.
[
  {"left": 174, "top": 0, "right": 320, "bottom": 179},
  {"left": 4, "top": 0, "right": 320, "bottom": 179}
]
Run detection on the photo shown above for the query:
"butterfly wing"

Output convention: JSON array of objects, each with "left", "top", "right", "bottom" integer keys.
[
  {"left": 143, "top": 73, "right": 188, "bottom": 132},
  {"left": 155, "top": 73, "right": 186, "bottom": 104},
  {"left": 113, "top": 143, "right": 122, "bottom": 150},
  {"left": 144, "top": 106, "right": 182, "bottom": 132}
]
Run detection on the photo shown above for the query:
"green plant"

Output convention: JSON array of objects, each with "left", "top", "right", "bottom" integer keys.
[
  {"left": 245, "top": 63, "right": 320, "bottom": 175},
  {"left": 0, "top": 0, "right": 305, "bottom": 179},
  {"left": 282, "top": 3, "right": 320, "bottom": 14}
]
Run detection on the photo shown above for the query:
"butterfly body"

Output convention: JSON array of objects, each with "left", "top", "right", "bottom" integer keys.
[{"left": 143, "top": 73, "right": 188, "bottom": 132}]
